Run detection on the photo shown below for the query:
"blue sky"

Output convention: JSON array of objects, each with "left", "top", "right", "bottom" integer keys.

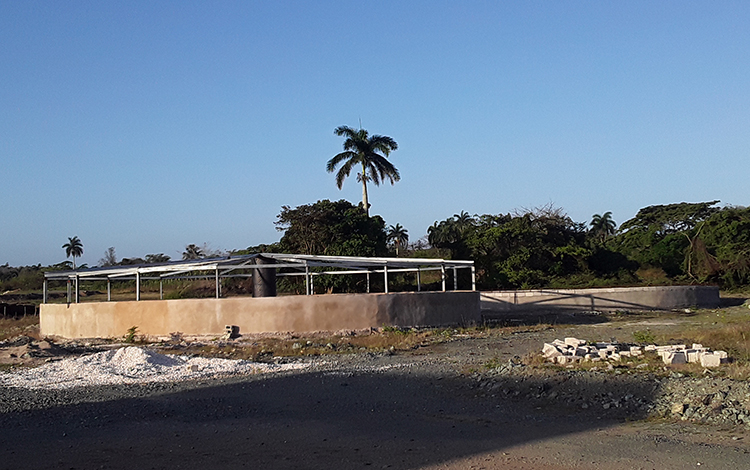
[{"left": 2, "top": 1, "right": 748, "bottom": 267}]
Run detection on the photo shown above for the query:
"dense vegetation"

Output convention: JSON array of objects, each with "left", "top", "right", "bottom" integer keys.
[{"left": 2, "top": 200, "right": 749, "bottom": 295}]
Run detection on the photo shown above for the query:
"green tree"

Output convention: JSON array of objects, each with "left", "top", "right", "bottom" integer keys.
[
  {"left": 275, "top": 199, "right": 388, "bottom": 293},
  {"left": 145, "top": 253, "right": 171, "bottom": 264},
  {"left": 387, "top": 223, "right": 409, "bottom": 256},
  {"left": 589, "top": 212, "right": 617, "bottom": 242},
  {"left": 182, "top": 244, "right": 204, "bottom": 260},
  {"left": 62, "top": 236, "right": 84, "bottom": 269},
  {"left": 326, "top": 126, "right": 399, "bottom": 217},
  {"left": 99, "top": 247, "right": 118, "bottom": 267}
]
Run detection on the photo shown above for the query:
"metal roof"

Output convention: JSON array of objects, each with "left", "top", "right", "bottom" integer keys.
[{"left": 44, "top": 253, "right": 474, "bottom": 281}]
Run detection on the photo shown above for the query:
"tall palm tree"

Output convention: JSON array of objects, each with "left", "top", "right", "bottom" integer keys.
[
  {"left": 387, "top": 224, "right": 409, "bottom": 256},
  {"left": 62, "top": 236, "right": 84, "bottom": 269},
  {"left": 327, "top": 126, "right": 399, "bottom": 217},
  {"left": 590, "top": 212, "right": 617, "bottom": 242}
]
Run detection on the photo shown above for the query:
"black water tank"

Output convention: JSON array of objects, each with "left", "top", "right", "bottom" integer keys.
[{"left": 252, "top": 256, "right": 277, "bottom": 297}]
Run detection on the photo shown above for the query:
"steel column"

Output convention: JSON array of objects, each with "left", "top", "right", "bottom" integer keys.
[
  {"left": 417, "top": 268, "right": 421, "bottom": 292},
  {"left": 471, "top": 266, "right": 476, "bottom": 291},
  {"left": 107, "top": 279, "right": 111, "bottom": 301},
  {"left": 453, "top": 267, "right": 458, "bottom": 291},
  {"left": 136, "top": 271, "right": 140, "bottom": 301},
  {"left": 384, "top": 264, "right": 389, "bottom": 294},
  {"left": 441, "top": 264, "right": 446, "bottom": 292},
  {"left": 43, "top": 279, "right": 48, "bottom": 303}
]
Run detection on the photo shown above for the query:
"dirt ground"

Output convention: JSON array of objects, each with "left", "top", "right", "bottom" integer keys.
[{"left": 2, "top": 310, "right": 750, "bottom": 469}]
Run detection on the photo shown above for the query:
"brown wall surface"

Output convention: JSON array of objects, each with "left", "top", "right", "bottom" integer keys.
[
  {"left": 40, "top": 291, "right": 480, "bottom": 339},
  {"left": 480, "top": 286, "right": 719, "bottom": 314}
]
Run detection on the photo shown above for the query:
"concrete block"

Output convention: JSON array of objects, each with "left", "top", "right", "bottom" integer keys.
[
  {"left": 644, "top": 345, "right": 657, "bottom": 351},
  {"left": 565, "top": 337, "right": 585, "bottom": 347},
  {"left": 715, "top": 350, "right": 728, "bottom": 359},
  {"left": 542, "top": 343, "right": 561, "bottom": 357},
  {"left": 598, "top": 349, "right": 608, "bottom": 359},
  {"left": 552, "top": 339, "right": 567, "bottom": 348},
  {"left": 692, "top": 343, "right": 703, "bottom": 350},
  {"left": 620, "top": 351, "right": 631, "bottom": 357},
  {"left": 662, "top": 351, "right": 687, "bottom": 365},
  {"left": 686, "top": 350, "right": 701, "bottom": 363},
  {"left": 700, "top": 353, "right": 721, "bottom": 368},
  {"left": 609, "top": 353, "right": 621, "bottom": 361}
]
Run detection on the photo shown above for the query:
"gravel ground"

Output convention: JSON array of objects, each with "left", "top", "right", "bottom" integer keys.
[{"left": 2, "top": 321, "right": 750, "bottom": 469}]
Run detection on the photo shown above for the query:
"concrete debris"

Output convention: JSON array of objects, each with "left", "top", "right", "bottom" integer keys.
[{"left": 541, "top": 337, "right": 729, "bottom": 367}]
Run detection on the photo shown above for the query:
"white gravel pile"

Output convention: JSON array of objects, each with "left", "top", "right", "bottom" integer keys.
[{"left": 0, "top": 347, "right": 310, "bottom": 390}]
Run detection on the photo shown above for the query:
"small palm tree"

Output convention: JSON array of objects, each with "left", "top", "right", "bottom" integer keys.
[
  {"left": 327, "top": 126, "right": 399, "bottom": 217},
  {"left": 182, "top": 244, "right": 204, "bottom": 260},
  {"left": 62, "top": 236, "right": 84, "bottom": 269},
  {"left": 387, "top": 224, "right": 409, "bottom": 256},
  {"left": 590, "top": 212, "right": 617, "bottom": 242}
]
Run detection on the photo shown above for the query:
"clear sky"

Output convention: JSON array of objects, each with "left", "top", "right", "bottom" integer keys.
[{"left": 2, "top": 1, "right": 748, "bottom": 267}]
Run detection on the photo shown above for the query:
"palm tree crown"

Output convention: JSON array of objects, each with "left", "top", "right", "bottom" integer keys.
[
  {"left": 62, "top": 236, "right": 84, "bottom": 269},
  {"left": 590, "top": 212, "right": 617, "bottom": 242},
  {"left": 326, "top": 126, "right": 399, "bottom": 217},
  {"left": 387, "top": 223, "right": 409, "bottom": 256}
]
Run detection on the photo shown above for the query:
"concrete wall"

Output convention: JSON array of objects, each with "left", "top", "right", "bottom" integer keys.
[
  {"left": 481, "top": 285, "right": 719, "bottom": 315},
  {"left": 40, "top": 291, "right": 480, "bottom": 339}
]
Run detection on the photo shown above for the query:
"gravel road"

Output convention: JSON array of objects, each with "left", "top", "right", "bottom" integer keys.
[{"left": 2, "top": 322, "right": 750, "bottom": 469}]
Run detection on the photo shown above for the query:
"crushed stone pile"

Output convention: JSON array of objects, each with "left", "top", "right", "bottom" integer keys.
[{"left": 0, "top": 346, "right": 310, "bottom": 390}]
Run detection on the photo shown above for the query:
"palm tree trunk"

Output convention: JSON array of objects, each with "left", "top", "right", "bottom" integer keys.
[{"left": 361, "top": 162, "right": 370, "bottom": 217}]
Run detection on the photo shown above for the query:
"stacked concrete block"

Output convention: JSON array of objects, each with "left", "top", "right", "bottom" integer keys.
[
  {"left": 654, "top": 344, "right": 728, "bottom": 367},
  {"left": 541, "top": 337, "right": 729, "bottom": 367}
]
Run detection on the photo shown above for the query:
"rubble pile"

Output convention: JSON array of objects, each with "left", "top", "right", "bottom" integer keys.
[{"left": 542, "top": 337, "right": 729, "bottom": 368}]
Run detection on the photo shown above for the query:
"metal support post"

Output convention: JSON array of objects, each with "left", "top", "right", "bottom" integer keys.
[
  {"left": 471, "top": 266, "right": 476, "bottom": 291},
  {"left": 417, "top": 268, "right": 421, "bottom": 292},
  {"left": 159, "top": 280, "right": 163, "bottom": 300},
  {"left": 384, "top": 264, "right": 389, "bottom": 294},
  {"left": 453, "top": 267, "right": 458, "bottom": 291},
  {"left": 136, "top": 271, "right": 140, "bottom": 301},
  {"left": 215, "top": 267, "right": 220, "bottom": 299},
  {"left": 107, "top": 279, "right": 111, "bottom": 301},
  {"left": 305, "top": 265, "right": 310, "bottom": 295},
  {"left": 67, "top": 280, "right": 71, "bottom": 304},
  {"left": 366, "top": 271, "right": 370, "bottom": 293},
  {"left": 43, "top": 279, "right": 48, "bottom": 303},
  {"left": 441, "top": 264, "right": 446, "bottom": 292},
  {"left": 75, "top": 275, "right": 79, "bottom": 303}
]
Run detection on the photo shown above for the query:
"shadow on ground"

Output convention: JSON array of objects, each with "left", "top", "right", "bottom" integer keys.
[
  {"left": 0, "top": 366, "right": 656, "bottom": 470},
  {"left": 482, "top": 309, "right": 611, "bottom": 326},
  {"left": 720, "top": 296, "right": 748, "bottom": 308}
]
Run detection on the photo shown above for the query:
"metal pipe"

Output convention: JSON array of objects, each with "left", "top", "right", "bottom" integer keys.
[
  {"left": 417, "top": 268, "right": 421, "bottom": 292},
  {"left": 384, "top": 264, "right": 389, "bottom": 294},
  {"left": 136, "top": 271, "right": 140, "bottom": 301},
  {"left": 366, "top": 271, "right": 370, "bottom": 293},
  {"left": 159, "top": 280, "right": 163, "bottom": 300},
  {"left": 215, "top": 267, "right": 220, "bottom": 299},
  {"left": 305, "top": 265, "right": 310, "bottom": 295},
  {"left": 43, "top": 279, "right": 48, "bottom": 303},
  {"left": 441, "top": 265, "right": 446, "bottom": 292},
  {"left": 453, "top": 267, "right": 458, "bottom": 291},
  {"left": 107, "top": 279, "right": 111, "bottom": 301},
  {"left": 471, "top": 266, "right": 476, "bottom": 291}
]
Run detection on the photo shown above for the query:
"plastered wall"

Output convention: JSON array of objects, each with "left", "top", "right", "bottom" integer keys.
[
  {"left": 40, "top": 291, "right": 480, "bottom": 339},
  {"left": 480, "top": 285, "right": 719, "bottom": 314}
]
